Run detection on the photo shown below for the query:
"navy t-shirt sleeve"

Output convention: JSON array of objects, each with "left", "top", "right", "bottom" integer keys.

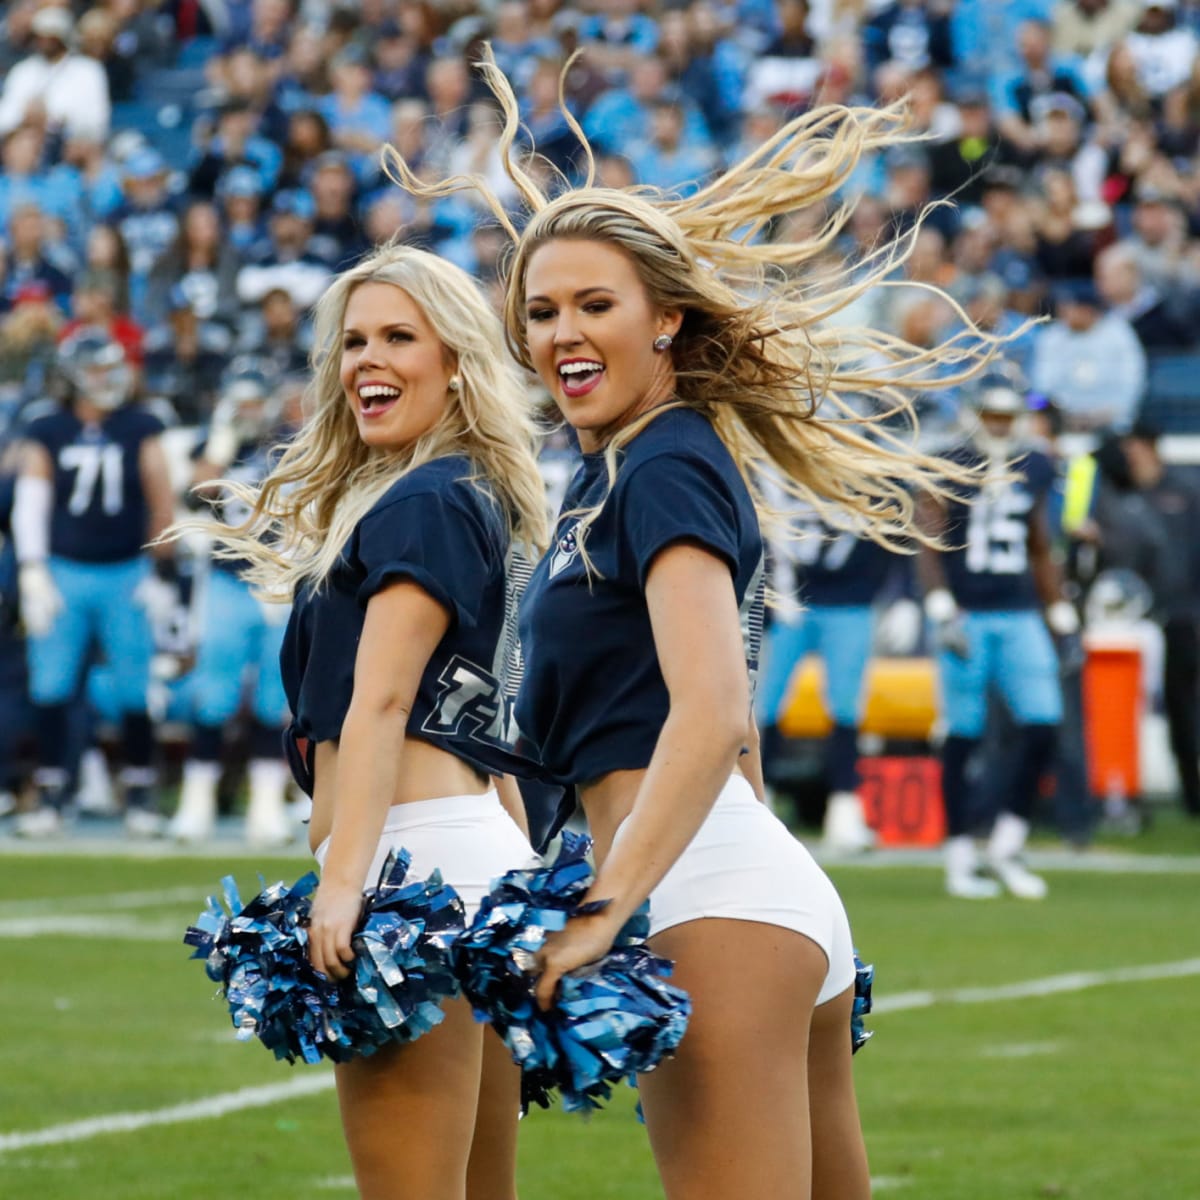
[
  {"left": 355, "top": 489, "right": 494, "bottom": 628},
  {"left": 619, "top": 452, "right": 741, "bottom": 588}
]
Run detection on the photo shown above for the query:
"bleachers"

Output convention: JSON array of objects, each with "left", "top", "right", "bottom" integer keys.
[{"left": 1141, "top": 353, "right": 1200, "bottom": 434}]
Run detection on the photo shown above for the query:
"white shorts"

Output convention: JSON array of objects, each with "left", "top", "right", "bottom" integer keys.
[
  {"left": 313, "top": 791, "right": 539, "bottom": 922},
  {"left": 617, "top": 775, "right": 857, "bottom": 1006}
]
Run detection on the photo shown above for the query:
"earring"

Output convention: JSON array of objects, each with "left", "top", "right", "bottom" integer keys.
[
  {"left": 448, "top": 375, "right": 462, "bottom": 392},
  {"left": 653, "top": 334, "right": 673, "bottom": 352}
]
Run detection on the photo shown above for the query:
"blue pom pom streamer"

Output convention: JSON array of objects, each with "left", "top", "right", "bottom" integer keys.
[
  {"left": 851, "top": 952, "right": 874, "bottom": 1054},
  {"left": 183, "top": 849, "right": 465, "bottom": 1064},
  {"left": 451, "top": 831, "right": 692, "bottom": 1114}
]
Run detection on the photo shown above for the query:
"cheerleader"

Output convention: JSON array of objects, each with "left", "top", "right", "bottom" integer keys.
[
  {"left": 191, "top": 243, "right": 547, "bottom": 1200},
  {"left": 387, "top": 61, "right": 994, "bottom": 1200}
]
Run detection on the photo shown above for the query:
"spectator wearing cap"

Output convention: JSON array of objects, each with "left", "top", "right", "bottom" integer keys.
[
  {"left": 1125, "top": 0, "right": 1198, "bottom": 98},
  {"left": 577, "top": 0, "right": 661, "bottom": 81},
  {"left": 318, "top": 45, "right": 392, "bottom": 166},
  {"left": 0, "top": 202, "right": 72, "bottom": 314},
  {"left": 306, "top": 152, "right": 370, "bottom": 271},
  {"left": 884, "top": 144, "right": 961, "bottom": 242},
  {"left": 59, "top": 268, "right": 145, "bottom": 367},
  {"left": 237, "top": 188, "right": 331, "bottom": 310},
  {"left": 147, "top": 199, "right": 241, "bottom": 328},
  {"left": 110, "top": 148, "right": 181, "bottom": 322},
  {"left": 1054, "top": 0, "right": 1140, "bottom": 59},
  {"left": 1094, "top": 239, "right": 1199, "bottom": 349},
  {"left": 1030, "top": 279, "right": 1146, "bottom": 430},
  {"left": 188, "top": 98, "right": 282, "bottom": 201},
  {"left": 373, "top": 21, "right": 431, "bottom": 103},
  {"left": 0, "top": 5, "right": 111, "bottom": 143},
  {"left": 1117, "top": 182, "right": 1200, "bottom": 289},
  {"left": 927, "top": 81, "right": 1016, "bottom": 208},
  {"left": 214, "top": 165, "right": 268, "bottom": 254},
  {"left": 628, "top": 99, "right": 717, "bottom": 195},
  {"left": 992, "top": 18, "right": 1092, "bottom": 156},
  {"left": 863, "top": 0, "right": 955, "bottom": 77},
  {"left": 142, "top": 284, "right": 233, "bottom": 425},
  {"left": 235, "top": 285, "right": 310, "bottom": 375},
  {"left": 1029, "top": 91, "right": 1109, "bottom": 202}
]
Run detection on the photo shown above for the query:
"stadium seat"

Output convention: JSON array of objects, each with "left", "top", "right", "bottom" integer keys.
[
  {"left": 175, "top": 36, "right": 220, "bottom": 69},
  {"left": 1140, "top": 352, "right": 1200, "bottom": 433}
]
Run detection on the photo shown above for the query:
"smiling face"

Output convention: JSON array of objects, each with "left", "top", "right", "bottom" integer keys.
[
  {"left": 523, "top": 238, "right": 681, "bottom": 452},
  {"left": 339, "top": 281, "right": 456, "bottom": 450}
]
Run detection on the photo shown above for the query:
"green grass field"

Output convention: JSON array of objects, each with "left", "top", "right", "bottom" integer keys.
[{"left": 2, "top": 825, "right": 1197, "bottom": 1199}]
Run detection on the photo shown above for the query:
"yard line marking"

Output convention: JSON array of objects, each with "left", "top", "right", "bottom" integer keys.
[
  {"left": 3, "top": 957, "right": 1198, "bottom": 1155},
  {"left": 0, "top": 915, "right": 182, "bottom": 940},
  {"left": 0, "top": 886, "right": 205, "bottom": 917},
  {"left": 873, "top": 957, "right": 1200, "bottom": 1014},
  {"left": 0, "top": 1075, "right": 336, "bottom": 1153},
  {"left": 980, "top": 1041, "right": 1062, "bottom": 1059}
]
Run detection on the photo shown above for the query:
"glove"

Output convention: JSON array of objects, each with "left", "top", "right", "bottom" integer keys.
[
  {"left": 18, "top": 562, "right": 64, "bottom": 638},
  {"left": 203, "top": 420, "right": 241, "bottom": 470},
  {"left": 134, "top": 565, "right": 181, "bottom": 628},
  {"left": 875, "top": 598, "right": 922, "bottom": 656},
  {"left": 1046, "top": 599, "right": 1081, "bottom": 637},
  {"left": 924, "top": 588, "right": 970, "bottom": 659}
]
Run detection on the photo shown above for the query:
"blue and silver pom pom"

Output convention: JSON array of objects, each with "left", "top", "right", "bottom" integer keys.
[
  {"left": 451, "top": 831, "right": 692, "bottom": 1114},
  {"left": 851, "top": 952, "right": 874, "bottom": 1054},
  {"left": 183, "top": 849, "right": 465, "bottom": 1064}
]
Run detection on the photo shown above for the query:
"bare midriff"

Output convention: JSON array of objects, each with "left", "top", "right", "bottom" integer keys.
[{"left": 307, "top": 735, "right": 490, "bottom": 854}]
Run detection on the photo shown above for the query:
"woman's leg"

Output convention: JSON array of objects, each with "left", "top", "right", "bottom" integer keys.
[
  {"left": 335, "top": 997, "right": 484, "bottom": 1200},
  {"left": 466, "top": 1027, "right": 522, "bottom": 1200},
  {"left": 808, "top": 986, "right": 871, "bottom": 1200},
  {"left": 638, "top": 918, "right": 826, "bottom": 1200}
]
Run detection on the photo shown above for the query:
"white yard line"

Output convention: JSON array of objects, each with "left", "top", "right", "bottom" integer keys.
[
  {"left": 2, "top": 956, "right": 1198, "bottom": 1155},
  {"left": 0, "top": 886, "right": 205, "bottom": 917}
]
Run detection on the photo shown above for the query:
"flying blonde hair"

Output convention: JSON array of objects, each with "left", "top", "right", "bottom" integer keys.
[
  {"left": 382, "top": 54, "right": 1005, "bottom": 554},
  {"left": 182, "top": 241, "right": 549, "bottom": 599}
]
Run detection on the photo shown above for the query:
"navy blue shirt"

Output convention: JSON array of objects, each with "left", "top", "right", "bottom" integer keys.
[
  {"left": 517, "top": 407, "right": 765, "bottom": 790},
  {"left": 279, "top": 455, "right": 534, "bottom": 793},
  {"left": 772, "top": 502, "right": 897, "bottom": 608},
  {"left": 26, "top": 406, "right": 164, "bottom": 563},
  {"left": 939, "top": 443, "right": 1055, "bottom": 612}
]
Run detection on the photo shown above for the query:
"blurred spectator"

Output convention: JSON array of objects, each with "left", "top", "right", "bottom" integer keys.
[
  {"left": 0, "top": 6, "right": 111, "bottom": 144},
  {"left": 275, "top": 23, "right": 330, "bottom": 113},
  {"left": 319, "top": 45, "right": 392, "bottom": 166},
  {"left": 59, "top": 269, "right": 145, "bottom": 367},
  {"left": 1031, "top": 166, "right": 1112, "bottom": 281},
  {"left": 522, "top": 59, "right": 586, "bottom": 178},
  {"left": 147, "top": 199, "right": 241, "bottom": 327},
  {"left": 1094, "top": 239, "right": 1199, "bottom": 348},
  {"left": 307, "top": 152, "right": 369, "bottom": 270},
  {"left": 52, "top": 131, "right": 125, "bottom": 232},
  {"left": 578, "top": 0, "right": 661, "bottom": 79},
  {"left": 236, "top": 285, "right": 310, "bottom": 373},
  {"left": 1029, "top": 91, "right": 1107, "bottom": 202},
  {"left": 629, "top": 100, "right": 716, "bottom": 194},
  {"left": 224, "top": 0, "right": 292, "bottom": 61},
  {"left": 84, "top": 224, "right": 132, "bottom": 312},
  {"left": 111, "top": 149, "right": 181, "bottom": 321},
  {"left": 1030, "top": 279, "right": 1147, "bottom": 429},
  {"left": 884, "top": 145, "right": 960, "bottom": 241},
  {"left": 0, "top": 281, "right": 62, "bottom": 402},
  {"left": 1124, "top": 0, "right": 1198, "bottom": 100},
  {"left": 1, "top": 202, "right": 72, "bottom": 313},
  {"left": 952, "top": 271, "right": 1040, "bottom": 379},
  {"left": 0, "top": 125, "right": 81, "bottom": 236},
  {"left": 742, "top": 0, "right": 822, "bottom": 115},
  {"left": 215, "top": 165, "right": 268, "bottom": 255},
  {"left": 373, "top": 20, "right": 431, "bottom": 103},
  {"left": 1054, "top": 0, "right": 1140, "bottom": 60},
  {"left": 1118, "top": 181, "right": 1200, "bottom": 288},
  {"left": 992, "top": 19, "right": 1091, "bottom": 156},
  {"left": 237, "top": 188, "right": 331, "bottom": 309},
  {"left": 863, "top": 0, "right": 955, "bottom": 76},
  {"left": 77, "top": 7, "right": 134, "bottom": 103},
  {"left": 422, "top": 56, "right": 473, "bottom": 173},
  {"left": 492, "top": 1, "right": 557, "bottom": 93},
  {"left": 927, "top": 82, "right": 1012, "bottom": 206},
  {"left": 142, "top": 286, "right": 232, "bottom": 423},
  {"left": 447, "top": 103, "right": 524, "bottom": 215},
  {"left": 215, "top": 46, "right": 290, "bottom": 146},
  {"left": 188, "top": 97, "right": 283, "bottom": 200},
  {"left": 277, "top": 108, "right": 333, "bottom": 191}
]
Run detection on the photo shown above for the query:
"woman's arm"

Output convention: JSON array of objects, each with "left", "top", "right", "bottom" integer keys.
[
  {"left": 534, "top": 541, "right": 749, "bottom": 1008},
  {"left": 306, "top": 580, "right": 449, "bottom": 980}
]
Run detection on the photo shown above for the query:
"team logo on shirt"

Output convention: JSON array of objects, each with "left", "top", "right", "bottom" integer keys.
[
  {"left": 422, "top": 654, "right": 516, "bottom": 747},
  {"left": 549, "top": 525, "right": 581, "bottom": 577}
]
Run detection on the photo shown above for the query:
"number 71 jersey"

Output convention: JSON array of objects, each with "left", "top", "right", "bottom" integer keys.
[
  {"left": 939, "top": 442, "right": 1055, "bottom": 612},
  {"left": 24, "top": 406, "right": 165, "bottom": 563}
]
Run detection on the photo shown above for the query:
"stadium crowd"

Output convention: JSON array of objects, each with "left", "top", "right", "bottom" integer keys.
[{"left": 2, "top": 0, "right": 1200, "bottom": 852}]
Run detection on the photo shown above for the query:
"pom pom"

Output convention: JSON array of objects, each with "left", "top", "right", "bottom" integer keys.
[
  {"left": 851, "top": 952, "right": 874, "bottom": 1054},
  {"left": 183, "top": 849, "right": 465, "bottom": 1064},
  {"left": 451, "top": 831, "right": 691, "bottom": 1114}
]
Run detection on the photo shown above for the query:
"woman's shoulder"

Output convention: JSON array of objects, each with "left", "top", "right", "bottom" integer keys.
[
  {"left": 620, "top": 405, "right": 730, "bottom": 472},
  {"left": 369, "top": 454, "right": 485, "bottom": 515}
]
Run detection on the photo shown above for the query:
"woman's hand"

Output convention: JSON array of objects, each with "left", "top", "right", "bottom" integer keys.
[
  {"left": 533, "top": 907, "right": 625, "bottom": 1012},
  {"left": 307, "top": 882, "right": 364, "bottom": 981}
]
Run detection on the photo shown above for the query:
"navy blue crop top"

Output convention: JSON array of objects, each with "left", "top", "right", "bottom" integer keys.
[
  {"left": 279, "top": 455, "right": 535, "bottom": 794},
  {"left": 516, "top": 406, "right": 765, "bottom": 796}
]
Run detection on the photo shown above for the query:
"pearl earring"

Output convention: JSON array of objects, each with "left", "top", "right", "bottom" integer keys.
[
  {"left": 653, "top": 334, "right": 673, "bottom": 352},
  {"left": 448, "top": 375, "right": 462, "bottom": 392}
]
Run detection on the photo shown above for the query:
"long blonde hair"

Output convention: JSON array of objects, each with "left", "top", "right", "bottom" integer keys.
[
  {"left": 383, "top": 55, "right": 1003, "bottom": 552},
  {"left": 195, "top": 242, "right": 548, "bottom": 599}
]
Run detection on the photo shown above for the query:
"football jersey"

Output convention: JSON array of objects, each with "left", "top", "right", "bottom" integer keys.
[
  {"left": 26, "top": 405, "right": 165, "bottom": 563},
  {"left": 279, "top": 455, "right": 535, "bottom": 793},
  {"left": 939, "top": 442, "right": 1055, "bottom": 612},
  {"left": 517, "top": 406, "right": 765, "bottom": 797}
]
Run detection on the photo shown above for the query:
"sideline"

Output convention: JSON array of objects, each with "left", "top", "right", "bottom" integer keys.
[{"left": 2, "top": 956, "right": 1199, "bottom": 1155}]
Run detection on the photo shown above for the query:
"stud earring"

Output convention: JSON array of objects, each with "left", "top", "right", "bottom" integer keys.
[
  {"left": 653, "top": 333, "right": 673, "bottom": 352},
  {"left": 448, "top": 375, "right": 462, "bottom": 392}
]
